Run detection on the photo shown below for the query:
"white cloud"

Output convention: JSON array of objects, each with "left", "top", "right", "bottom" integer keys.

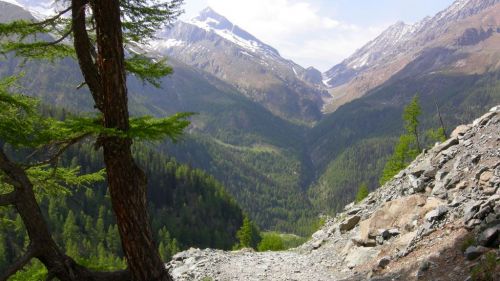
[{"left": 203, "top": 0, "right": 386, "bottom": 71}]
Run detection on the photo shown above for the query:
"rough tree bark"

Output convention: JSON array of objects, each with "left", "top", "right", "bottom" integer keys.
[{"left": 72, "top": 0, "right": 173, "bottom": 280}]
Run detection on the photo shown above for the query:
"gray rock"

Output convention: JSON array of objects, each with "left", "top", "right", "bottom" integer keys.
[
  {"left": 464, "top": 246, "right": 489, "bottom": 260},
  {"left": 473, "top": 112, "right": 496, "bottom": 127},
  {"left": 416, "top": 260, "right": 434, "bottom": 280},
  {"left": 476, "top": 206, "right": 492, "bottom": 220},
  {"left": 483, "top": 187, "right": 497, "bottom": 196},
  {"left": 340, "top": 216, "right": 361, "bottom": 233},
  {"left": 451, "top": 125, "right": 471, "bottom": 138},
  {"left": 431, "top": 185, "right": 448, "bottom": 199},
  {"left": 449, "top": 195, "right": 466, "bottom": 207},
  {"left": 425, "top": 206, "right": 448, "bottom": 222},
  {"left": 388, "top": 229, "right": 400, "bottom": 236},
  {"left": 465, "top": 219, "right": 482, "bottom": 229},
  {"left": 408, "top": 174, "right": 426, "bottom": 192},
  {"left": 377, "top": 257, "right": 391, "bottom": 269},
  {"left": 434, "top": 138, "right": 459, "bottom": 153},
  {"left": 345, "top": 247, "right": 380, "bottom": 268},
  {"left": 347, "top": 207, "right": 362, "bottom": 215},
  {"left": 478, "top": 225, "right": 500, "bottom": 248},
  {"left": 419, "top": 260, "right": 432, "bottom": 272},
  {"left": 419, "top": 221, "right": 435, "bottom": 237},
  {"left": 463, "top": 139, "right": 473, "bottom": 147},
  {"left": 344, "top": 202, "right": 355, "bottom": 211},
  {"left": 475, "top": 167, "right": 489, "bottom": 180},
  {"left": 378, "top": 229, "right": 393, "bottom": 240},
  {"left": 485, "top": 213, "right": 498, "bottom": 224},
  {"left": 312, "top": 239, "right": 324, "bottom": 250},
  {"left": 463, "top": 201, "right": 481, "bottom": 222},
  {"left": 485, "top": 195, "right": 500, "bottom": 207}
]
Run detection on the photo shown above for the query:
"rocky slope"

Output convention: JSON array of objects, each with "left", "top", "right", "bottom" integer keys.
[
  {"left": 168, "top": 105, "right": 500, "bottom": 281},
  {"left": 323, "top": 0, "right": 500, "bottom": 112}
]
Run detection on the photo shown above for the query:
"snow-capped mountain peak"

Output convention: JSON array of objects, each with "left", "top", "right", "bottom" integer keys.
[
  {"left": 323, "top": 0, "right": 500, "bottom": 88},
  {"left": 192, "top": 7, "right": 234, "bottom": 31},
  {"left": 185, "top": 7, "right": 280, "bottom": 56}
]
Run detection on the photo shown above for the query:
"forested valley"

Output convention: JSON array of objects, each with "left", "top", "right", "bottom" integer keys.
[{"left": 1, "top": 0, "right": 500, "bottom": 280}]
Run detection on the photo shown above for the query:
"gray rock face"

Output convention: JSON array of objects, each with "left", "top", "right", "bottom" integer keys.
[
  {"left": 425, "top": 206, "right": 448, "bottom": 222},
  {"left": 464, "top": 246, "right": 489, "bottom": 260},
  {"left": 339, "top": 215, "right": 361, "bottom": 233},
  {"left": 478, "top": 225, "right": 500, "bottom": 248},
  {"left": 151, "top": 8, "right": 326, "bottom": 122},
  {"left": 463, "top": 201, "right": 481, "bottom": 222},
  {"left": 377, "top": 256, "right": 391, "bottom": 269}
]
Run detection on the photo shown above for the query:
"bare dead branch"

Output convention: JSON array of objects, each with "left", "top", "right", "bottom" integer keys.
[
  {"left": 28, "top": 6, "right": 72, "bottom": 27},
  {"left": 41, "top": 28, "right": 73, "bottom": 47},
  {"left": 76, "top": 81, "right": 87, "bottom": 90}
]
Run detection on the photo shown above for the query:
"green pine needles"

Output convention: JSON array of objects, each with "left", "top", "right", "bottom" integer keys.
[
  {"left": 379, "top": 95, "right": 448, "bottom": 185},
  {"left": 379, "top": 95, "right": 422, "bottom": 185},
  {"left": 0, "top": 0, "right": 189, "bottom": 279},
  {"left": 355, "top": 182, "right": 369, "bottom": 203}
]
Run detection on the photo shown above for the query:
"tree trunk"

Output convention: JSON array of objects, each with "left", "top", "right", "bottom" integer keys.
[
  {"left": 0, "top": 150, "right": 130, "bottom": 281},
  {"left": 88, "top": 1, "right": 172, "bottom": 280}
]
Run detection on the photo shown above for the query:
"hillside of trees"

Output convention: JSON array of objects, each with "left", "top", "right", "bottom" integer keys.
[{"left": 1, "top": 130, "right": 244, "bottom": 276}]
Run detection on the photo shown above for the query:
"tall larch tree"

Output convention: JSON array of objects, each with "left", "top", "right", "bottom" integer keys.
[
  {"left": 0, "top": 0, "right": 187, "bottom": 280},
  {"left": 379, "top": 95, "right": 422, "bottom": 185}
]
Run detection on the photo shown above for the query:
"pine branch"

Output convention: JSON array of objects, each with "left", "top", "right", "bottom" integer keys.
[
  {"left": 0, "top": 246, "right": 36, "bottom": 281},
  {"left": 0, "top": 191, "right": 17, "bottom": 206},
  {"left": 125, "top": 54, "right": 173, "bottom": 88},
  {"left": 23, "top": 133, "right": 91, "bottom": 168}
]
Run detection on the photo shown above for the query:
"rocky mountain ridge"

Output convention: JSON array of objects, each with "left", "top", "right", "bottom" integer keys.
[
  {"left": 322, "top": 0, "right": 500, "bottom": 112},
  {"left": 148, "top": 7, "right": 327, "bottom": 123},
  {"left": 168, "top": 105, "right": 500, "bottom": 281}
]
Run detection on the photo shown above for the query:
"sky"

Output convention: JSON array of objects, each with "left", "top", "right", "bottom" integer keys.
[{"left": 180, "top": 0, "right": 456, "bottom": 71}]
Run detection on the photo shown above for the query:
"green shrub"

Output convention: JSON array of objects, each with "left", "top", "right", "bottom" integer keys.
[
  {"left": 258, "top": 233, "right": 285, "bottom": 252},
  {"left": 234, "top": 216, "right": 261, "bottom": 250},
  {"left": 471, "top": 252, "right": 499, "bottom": 281},
  {"left": 355, "top": 183, "right": 369, "bottom": 203}
]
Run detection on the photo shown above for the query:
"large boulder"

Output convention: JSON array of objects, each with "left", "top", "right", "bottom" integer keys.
[
  {"left": 358, "top": 195, "right": 443, "bottom": 242},
  {"left": 339, "top": 215, "right": 361, "bottom": 233},
  {"left": 478, "top": 225, "right": 500, "bottom": 248}
]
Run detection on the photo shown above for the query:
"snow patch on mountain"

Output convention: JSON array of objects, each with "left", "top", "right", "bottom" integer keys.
[
  {"left": 185, "top": 7, "right": 279, "bottom": 56},
  {"left": 2, "top": 0, "right": 60, "bottom": 19},
  {"left": 323, "top": 0, "right": 500, "bottom": 88},
  {"left": 149, "top": 39, "right": 186, "bottom": 50}
]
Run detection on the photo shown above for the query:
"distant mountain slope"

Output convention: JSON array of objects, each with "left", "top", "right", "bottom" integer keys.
[
  {"left": 310, "top": 70, "right": 500, "bottom": 213},
  {"left": 323, "top": 0, "right": 500, "bottom": 112},
  {"left": 149, "top": 7, "right": 327, "bottom": 123},
  {"left": 2, "top": 0, "right": 500, "bottom": 233},
  {"left": 169, "top": 106, "right": 500, "bottom": 281},
  {"left": 0, "top": 1, "right": 316, "bottom": 232}
]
